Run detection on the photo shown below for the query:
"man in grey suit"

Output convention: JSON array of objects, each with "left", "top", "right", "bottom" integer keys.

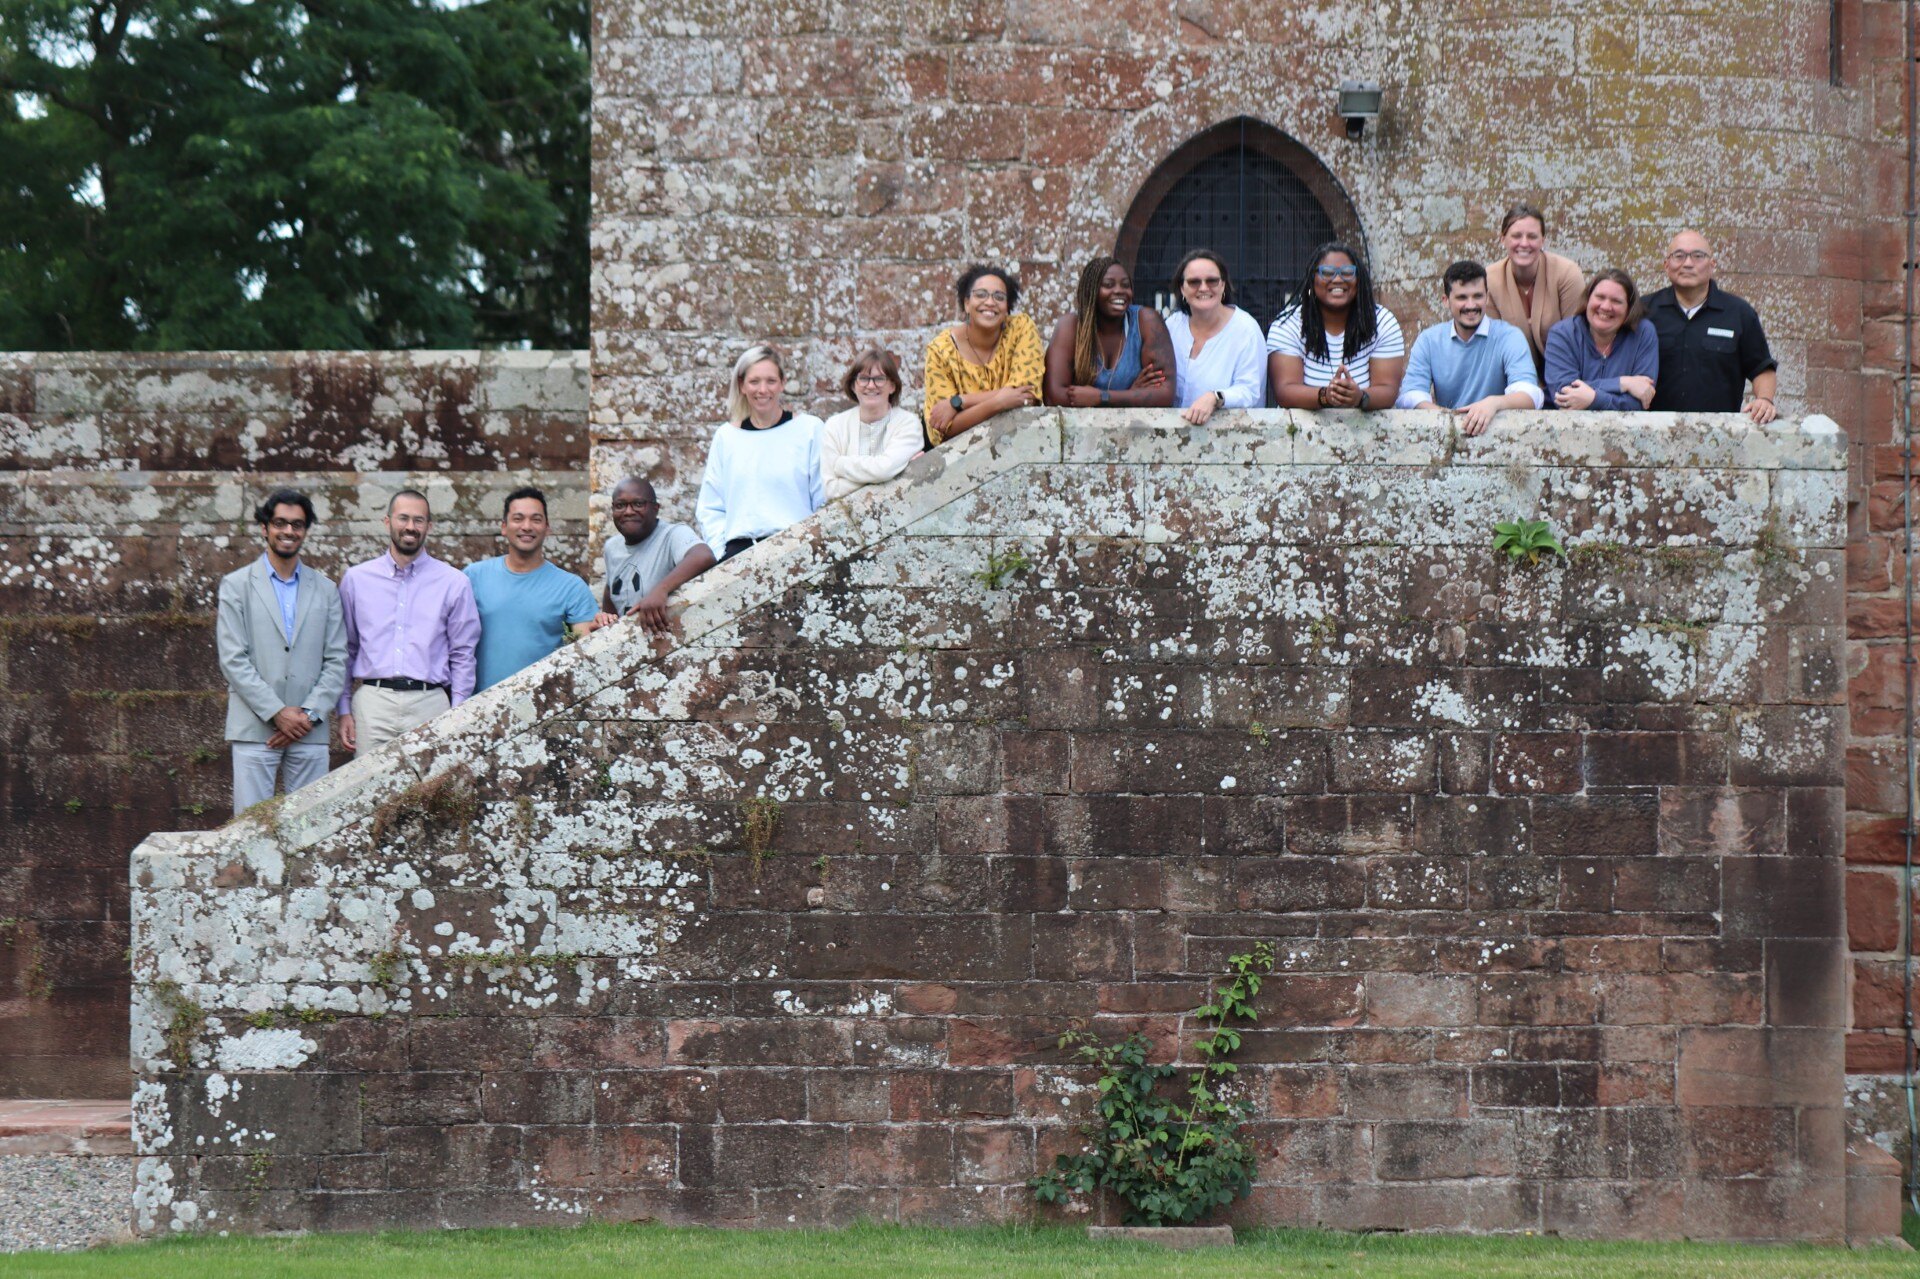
[{"left": 216, "top": 489, "right": 349, "bottom": 813}]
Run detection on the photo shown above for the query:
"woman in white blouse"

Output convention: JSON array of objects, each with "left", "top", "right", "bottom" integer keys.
[
  {"left": 820, "top": 348, "right": 922, "bottom": 500},
  {"left": 1162, "top": 249, "right": 1267, "bottom": 425}
]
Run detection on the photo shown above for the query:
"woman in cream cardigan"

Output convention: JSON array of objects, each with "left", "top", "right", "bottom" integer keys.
[
  {"left": 820, "top": 347, "right": 922, "bottom": 500},
  {"left": 1483, "top": 202, "right": 1585, "bottom": 374}
]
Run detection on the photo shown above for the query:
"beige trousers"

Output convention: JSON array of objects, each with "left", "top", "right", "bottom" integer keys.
[{"left": 351, "top": 683, "right": 450, "bottom": 757}]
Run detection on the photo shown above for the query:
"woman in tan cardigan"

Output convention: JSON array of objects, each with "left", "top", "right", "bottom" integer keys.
[{"left": 1484, "top": 202, "right": 1585, "bottom": 373}]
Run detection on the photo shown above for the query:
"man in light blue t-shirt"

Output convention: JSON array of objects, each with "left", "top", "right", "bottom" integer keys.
[
  {"left": 465, "top": 486, "right": 616, "bottom": 691},
  {"left": 1396, "top": 259, "right": 1544, "bottom": 436}
]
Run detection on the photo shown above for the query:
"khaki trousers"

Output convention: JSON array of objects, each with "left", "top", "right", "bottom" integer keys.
[{"left": 351, "top": 683, "right": 450, "bottom": 757}]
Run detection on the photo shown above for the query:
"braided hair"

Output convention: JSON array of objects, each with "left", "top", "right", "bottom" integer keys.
[
  {"left": 1279, "top": 242, "right": 1379, "bottom": 364},
  {"left": 1069, "top": 255, "right": 1121, "bottom": 385}
]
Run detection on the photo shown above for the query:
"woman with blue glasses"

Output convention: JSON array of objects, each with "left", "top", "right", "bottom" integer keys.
[{"left": 1265, "top": 242, "right": 1405, "bottom": 411}]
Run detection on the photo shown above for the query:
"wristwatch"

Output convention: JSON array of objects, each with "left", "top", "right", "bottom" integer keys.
[
  {"left": 948, "top": 393, "right": 964, "bottom": 412},
  {"left": 1099, "top": 389, "right": 1111, "bottom": 407}
]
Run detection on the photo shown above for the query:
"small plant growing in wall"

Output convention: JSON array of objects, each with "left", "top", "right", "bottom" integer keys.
[
  {"left": 1031, "top": 943, "right": 1276, "bottom": 1226},
  {"left": 970, "top": 547, "right": 1032, "bottom": 590},
  {"left": 1491, "top": 518, "right": 1564, "bottom": 566},
  {"left": 741, "top": 796, "right": 782, "bottom": 880}
]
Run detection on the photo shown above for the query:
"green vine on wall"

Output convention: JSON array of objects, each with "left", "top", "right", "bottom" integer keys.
[{"left": 1031, "top": 943, "right": 1276, "bottom": 1226}]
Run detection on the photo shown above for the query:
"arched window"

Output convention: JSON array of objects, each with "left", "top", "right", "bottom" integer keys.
[{"left": 1117, "top": 118, "right": 1365, "bottom": 330}]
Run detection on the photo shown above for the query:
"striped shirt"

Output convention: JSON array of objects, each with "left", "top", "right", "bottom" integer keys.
[{"left": 1264, "top": 304, "right": 1405, "bottom": 390}]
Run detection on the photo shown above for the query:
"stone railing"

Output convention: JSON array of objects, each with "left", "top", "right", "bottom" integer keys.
[{"left": 130, "top": 409, "right": 1875, "bottom": 1241}]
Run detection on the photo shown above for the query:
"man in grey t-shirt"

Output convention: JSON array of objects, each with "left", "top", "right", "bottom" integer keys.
[{"left": 603, "top": 476, "right": 716, "bottom": 631}]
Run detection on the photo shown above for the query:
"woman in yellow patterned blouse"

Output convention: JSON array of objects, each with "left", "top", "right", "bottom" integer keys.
[{"left": 922, "top": 263, "right": 1045, "bottom": 445}]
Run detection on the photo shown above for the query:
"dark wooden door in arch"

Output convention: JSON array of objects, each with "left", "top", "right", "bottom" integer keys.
[{"left": 1120, "top": 118, "right": 1360, "bottom": 333}]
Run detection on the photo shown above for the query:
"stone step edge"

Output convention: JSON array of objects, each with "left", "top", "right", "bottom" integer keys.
[{"left": 0, "top": 1101, "right": 133, "bottom": 1157}]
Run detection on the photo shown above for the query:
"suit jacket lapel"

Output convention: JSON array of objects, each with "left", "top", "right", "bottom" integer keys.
[{"left": 250, "top": 559, "right": 281, "bottom": 644}]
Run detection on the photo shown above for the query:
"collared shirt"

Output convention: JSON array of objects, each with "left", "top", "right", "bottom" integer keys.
[
  {"left": 1395, "top": 317, "right": 1544, "bottom": 410},
  {"left": 264, "top": 556, "right": 300, "bottom": 644},
  {"left": 1644, "top": 281, "right": 1777, "bottom": 413},
  {"left": 336, "top": 549, "right": 481, "bottom": 715},
  {"left": 1165, "top": 307, "right": 1267, "bottom": 410},
  {"left": 1542, "top": 315, "right": 1661, "bottom": 411}
]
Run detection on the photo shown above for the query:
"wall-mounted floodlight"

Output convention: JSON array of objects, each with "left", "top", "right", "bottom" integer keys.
[{"left": 1337, "top": 81, "right": 1383, "bottom": 138}]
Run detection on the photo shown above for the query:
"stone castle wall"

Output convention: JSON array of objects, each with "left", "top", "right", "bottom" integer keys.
[
  {"left": 1, "top": 352, "right": 590, "bottom": 1096},
  {"left": 593, "top": 0, "right": 1919, "bottom": 1093},
  {"left": 130, "top": 410, "right": 1857, "bottom": 1240}
]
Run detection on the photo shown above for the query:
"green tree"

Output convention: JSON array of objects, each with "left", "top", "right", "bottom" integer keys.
[{"left": 0, "top": 0, "right": 586, "bottom": 350}]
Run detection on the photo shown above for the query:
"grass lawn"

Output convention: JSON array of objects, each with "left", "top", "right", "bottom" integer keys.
[{"left": 3, "top": 1220, "right": 1918, "bottom": 1279}]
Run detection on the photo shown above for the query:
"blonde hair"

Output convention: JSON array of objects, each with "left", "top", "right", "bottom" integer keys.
[{"left": 727, "top": 344, "right": 785, "bottom": 424}]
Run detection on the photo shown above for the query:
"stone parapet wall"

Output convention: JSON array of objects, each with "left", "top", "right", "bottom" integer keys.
[
  {"left": 1, "top": 351, "right": 588, "bottom": 1097},
  {"left": 132, "top": 409, "right": 1856, "bottom": 1239},
  {"left": 1, "top": 351, "right": 589, "bottom": 472}
]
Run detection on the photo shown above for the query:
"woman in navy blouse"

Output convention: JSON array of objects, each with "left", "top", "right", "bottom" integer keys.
[{"left": 1544, "top": 269, "right": 1659, "bottom": 410}]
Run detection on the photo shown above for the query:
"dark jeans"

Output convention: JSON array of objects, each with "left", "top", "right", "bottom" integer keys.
[{"left": 722, "top": 536, "right": 766, "bottom": 561}]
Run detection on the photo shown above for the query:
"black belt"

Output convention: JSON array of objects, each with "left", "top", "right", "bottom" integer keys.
[
  {"left": 722, "top": 535, "right": 768, "bottom": 560},
  {"left": 364, "top": 677, "right": 446, "bottom": 693}
]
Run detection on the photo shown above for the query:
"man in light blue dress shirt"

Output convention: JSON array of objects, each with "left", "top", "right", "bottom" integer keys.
[{"left": 1396, "top": 260, "right": 1545, "bottom": 436}]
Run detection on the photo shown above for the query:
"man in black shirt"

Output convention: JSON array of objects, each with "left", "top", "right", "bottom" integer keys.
[{"left": 1644, "top": 229, "right": 1779, "bottom": 424}]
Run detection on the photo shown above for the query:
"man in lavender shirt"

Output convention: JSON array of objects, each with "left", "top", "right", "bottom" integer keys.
[{"left": 336, "top": 489, "right": 481, "bottom": 756}]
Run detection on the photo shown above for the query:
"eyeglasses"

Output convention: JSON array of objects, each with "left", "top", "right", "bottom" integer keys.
[
  {"left": 968, "top": 289, "right": 1008, "bottom": 303},
  {"left": 1315, "top": 265, "right": 1358, "bottom": 281},
  {"left": 268, "top": 519, "right": 308, "bottom": 531},
  {"left": 389, "top": 514, "right": 429, "bottom": 529},
  {"left": 610, "top": 500, "right": 657, "bottom": 513},
  {"left": 854, "top": 373, "right": 892, "bottom": 386},
  {"left": 1183, "top": 276, "right": 1223, "bottom": 289},
  {"left": 1666, "top": 250, "right": 1712, "bottom": 263}
]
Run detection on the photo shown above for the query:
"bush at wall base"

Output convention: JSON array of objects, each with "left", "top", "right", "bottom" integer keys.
[{"left": 1031, "top": 944, "right": 1276, "bottom": 1227}]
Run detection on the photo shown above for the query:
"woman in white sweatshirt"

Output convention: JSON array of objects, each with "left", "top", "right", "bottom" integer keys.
[
  {"left": 820, "top": 347, "right": 923, "bottom": 500},
  {"left": 695, "top": 344, "right": 825, "bottom": 560}
]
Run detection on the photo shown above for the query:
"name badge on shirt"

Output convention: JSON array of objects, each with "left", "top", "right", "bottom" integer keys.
[{"left": 1707, "top": 327, "right": 1735, "bottom": 339}]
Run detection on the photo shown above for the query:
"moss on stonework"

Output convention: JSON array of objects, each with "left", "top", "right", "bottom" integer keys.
[
  {"left": 1566, "top": 539, "right": 1630, "bottom": 569},
  {"left": 140, "top": 611, "right": 210, "bottom": 632},
  {"left": 153, "top": 980, "right": 208, "bottom": 1067},
  {"left": 444, "top": 950, "right": 582, "bottom": 975},
  {"left": 1642, "top": 618, "right": 1711, "bottom": 654},
  {"left": 19, "top": 933, "right": 52, "bottom": 1001},
  {"left": 1652, "top": 545, "right": 1726, "bottom": 578},
  {"left": 82, "top": 689, "right": 217, "bottom": 708},
  {"left": 0, "top": 614, "right": 98, "bottom": 639},
  {"left": 370, "top": 764, "right": 479, "bottom": 847},
  {"left": 1753, "top": 513, "right": 1802, "bottom": 573},
  {"left": 367, "top": 945, "right": 408, "bottom": 988},
  {"left": 227, "top": 789, "right": 289, "bottom": 834},
  {"left": 741, "top": 797, "right": 782, "bottom": 878},
  {"left": 244, "top": 1150, "right": 273, "bottom": 1210}
]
